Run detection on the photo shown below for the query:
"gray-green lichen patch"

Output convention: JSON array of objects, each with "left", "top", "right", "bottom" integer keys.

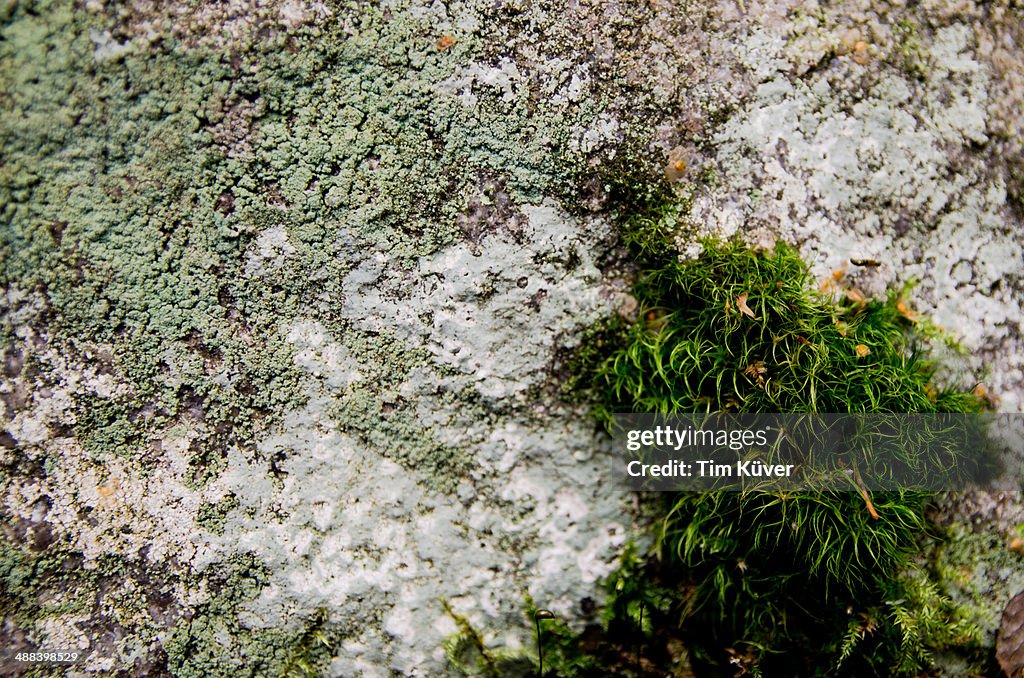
[
  {"left": 928, "top": 527, "right": 1024, "bottom": 648},
  {"left": 0, "top": 536, "right": 197, "bottom": 675},
  {"left": 2, "top": 0, "right": 642, "bottom": 673}
]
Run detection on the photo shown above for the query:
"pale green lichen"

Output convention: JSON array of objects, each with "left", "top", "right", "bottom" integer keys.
[
  {"left": 1, "top": 0, "right": 619, "bottom": 670},
  {"left": 0, "top": 538, "right": 188, "bottom": 673},
  {"left": 163, "top": 556, "right": 347, "bottom": 678},
  {"left": 0, "top": 532, "right": 340, "bottom": 677},
  {"left": 1, "top": 0, "right": 603, "bottom": 477},
  {"left": 929, "top": 527, "right": 1024, "bottom": 645},
  {"left": 1, "top": 1, "right": 308, "bottom": 475}
]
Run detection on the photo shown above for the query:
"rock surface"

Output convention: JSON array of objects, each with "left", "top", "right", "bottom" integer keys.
[{"left": 1, "top": 0, "right": 1022, "bottom": 675}]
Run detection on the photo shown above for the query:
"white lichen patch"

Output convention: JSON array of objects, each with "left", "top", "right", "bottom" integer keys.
[
  {"left": 439, "top": 58, "right": 525, "bottom": 106},
  {"left": 691, "top": 21, "right": 1024, "bottom": 411},
  {"left": 209, "top": 396, "right": 630, "bottom": 674},
  {"left": 339, "top": 201, "right": 610, "bottom": 401},
  {"left": 193, "top": 205, "right": 635, "bottom": 674},
  {"left": 244, "top": 226, "right": 297, "bottom": 278}
]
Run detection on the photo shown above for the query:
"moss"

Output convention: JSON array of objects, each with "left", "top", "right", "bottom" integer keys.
[
  {"left": 558, "top": 166, "right": 989, "bottom": 674},
  {"left": 444, "top": 544, "right": 695, "bottom": 678},
  {"left": 439, "top": 123, "right": 993, "bottom": 675},
  {"left": 279, "top": 608, "right": 345, "bottom": 678},
  {"left": 443, "top": 600, "right": 540, "bottom": 678},
  {"left": 595, "top": 142, "right": 696, "bottom": 255}
]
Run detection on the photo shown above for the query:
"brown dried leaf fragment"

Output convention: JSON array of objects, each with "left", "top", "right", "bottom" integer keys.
[
  {"left": 997, "top": 591, "right": 1024, "bottom": 677},
  {"left": 974, "top": 383, "right": 1001, "bottom": 408},
  {"left": 744, "top": 360, "right": 768, "bottom": 386},
  {"left": 735, "top": 293, "right": 758, "bottom": 319},
  {"left": 845, "top": 287, "right": 867, "bottom": 307},
  {"left": 895, "top": 298, "right": 918, "bottom": 322}
]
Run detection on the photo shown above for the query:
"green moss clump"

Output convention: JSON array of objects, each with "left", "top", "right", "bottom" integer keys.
[
  {"left": 573, "top": 233, "right": 986, "bottom": 675},
  {"left": 553, "top": 156, "right": 990, "bottom": 674},
  {"left": 590, "top": 238, "right": 978, "bottom": 417}
]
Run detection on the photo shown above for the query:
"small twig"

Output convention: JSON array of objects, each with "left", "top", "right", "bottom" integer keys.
[{"left": 851, "top": 463, "right": 880, "bottom": 520}]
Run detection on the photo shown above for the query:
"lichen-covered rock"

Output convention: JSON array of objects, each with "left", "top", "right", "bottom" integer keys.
[{"left": 2, "top": 0, "right": 1022, "bottom": 675}]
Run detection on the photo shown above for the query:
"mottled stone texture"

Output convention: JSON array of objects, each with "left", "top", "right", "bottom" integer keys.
[{"left": 1, "top": 0, "right": 1022, "bottom": 675}]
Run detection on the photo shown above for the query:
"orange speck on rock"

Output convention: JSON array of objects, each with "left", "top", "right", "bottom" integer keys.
[
  {"left": 852, "top": 41, "right": 870, "bottom": 65},
  {"left": 664, "top": 146, "right": 694, "bottom": 183},
  {"left": 839, "top": 28, "right": 861, "bottom": 53},
  {"left": 436, "top": 35, "right": 456, "bottom": 50}
]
